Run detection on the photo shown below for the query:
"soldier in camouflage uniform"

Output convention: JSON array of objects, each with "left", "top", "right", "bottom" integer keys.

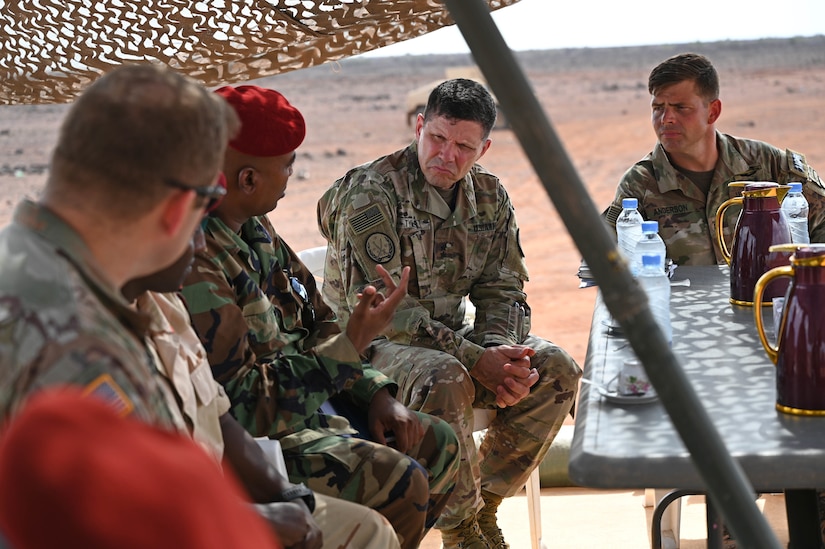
[
  {"left": 603, "top": 53, "right": 825, "bottom": 265},
  {"left": 318, "top": 79, "right": 582, "bottom": 549},
  {"left": 180, "top": 85, "right": 459, "bottom": 549},
  {"left": 123, "top": 227, "right": 400, "bottom": 549},
  {"left": 0, "top": 65, "right": 234, "bottom": 428},
  {"left": 603, "top": 53, "right": 825, "bottom": 547}
]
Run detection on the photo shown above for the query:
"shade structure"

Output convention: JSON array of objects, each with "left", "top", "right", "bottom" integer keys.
[{"left": 0, "top": 0, "right": 518, "bottom": 105}]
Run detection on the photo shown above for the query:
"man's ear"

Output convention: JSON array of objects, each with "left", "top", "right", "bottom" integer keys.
[
  {"left": 477, "top": 138, "right": 492, "bottom": 160},
  {"left": 708, "top": 98, "right": 722, "bottom": 125},
  {"left": 237, "top": 167, "right": 257, "bottom": 195},
  {"left": 159, "top": 189, "right": 197, "bottom": 236}
]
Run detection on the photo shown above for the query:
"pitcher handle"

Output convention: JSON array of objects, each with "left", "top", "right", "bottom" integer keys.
[
  {"left": 715, "top": 197, "right": 742, "bottom": 266},
  {"left": 753, "top": 265, "right": 794, "bottom": 365}
]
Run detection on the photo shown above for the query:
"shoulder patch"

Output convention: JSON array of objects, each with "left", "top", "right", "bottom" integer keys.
[
  {"left": 365, "top": 232, "right": 395, "bottom": 264},
  {"left": 83, "top": 373, "right": 135, "bottom": 417},
  {"left": 808, "top": 166, "right": 824, "bottom": 189},
  {"left": 788, "top": 149, "right": 808, "bottom": 178},
  {"left": 349, "top": 204, "right": 386, "bottom": 236},
  {"left": 605, "top": 203, "right": 622, "bottom": 226}
]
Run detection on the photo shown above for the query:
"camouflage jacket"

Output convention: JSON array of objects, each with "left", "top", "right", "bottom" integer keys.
[
  {"left": 318, "top": 141, "right": 531, "bottom": 372},
  {"left": 603, "top": 131, "right": 825, "bottom": 265},
  {"left": 0, "top": 200, "right": 176, "bottom": 427},
  {"left": 181, "top": 214, "right": 396, "bottom": 441}
]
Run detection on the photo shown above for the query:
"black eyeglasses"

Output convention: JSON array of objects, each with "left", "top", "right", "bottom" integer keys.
[{"left": 164, "top": 177, "right": 226, "bottom": 213}]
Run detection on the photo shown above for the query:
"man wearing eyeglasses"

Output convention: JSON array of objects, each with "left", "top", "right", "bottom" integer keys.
[
  {"left": 180, "top": 85, "right": 460, "bottom": 549},
  {"left": 0, "top": 64, "right": 236, "bottom": 426}
]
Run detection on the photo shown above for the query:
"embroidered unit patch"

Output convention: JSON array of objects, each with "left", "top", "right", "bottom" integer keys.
[{"left": 365, "top": 232, "right": 395, "bottom": 263}]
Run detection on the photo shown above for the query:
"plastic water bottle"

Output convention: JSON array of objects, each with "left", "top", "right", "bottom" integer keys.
[
  {"left": 637, "top": 253, "right": 672, "bottom": 345},
  {"left": 616, "top": 198, "right": 643, "bottom": 263},
  {"left": 632, "top": 220, "right": 667, "bottom": 276},
  {"left": 781, "top": 182, "right": 810, "bottom": 244}
]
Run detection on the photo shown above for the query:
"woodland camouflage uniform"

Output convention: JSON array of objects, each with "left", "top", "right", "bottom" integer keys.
[
  {"left": 603, "top": 131, "right": 825, "bottom": 265},
  {"left": 318, "top": 141, "right": 582, "bottom": 531},
  {"left": 181, "top": 213, "right": 459, "bottom": 549},
  {"left": 139, "top": 290, "right": 403, "bottom": 549}
]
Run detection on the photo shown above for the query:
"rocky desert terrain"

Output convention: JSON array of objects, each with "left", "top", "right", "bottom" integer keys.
[{"left": 1, "top": 35, "right": 824, "bottom": 373}]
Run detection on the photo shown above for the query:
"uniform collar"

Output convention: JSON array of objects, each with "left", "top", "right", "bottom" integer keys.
[{"left": 649, "top": 131, "right": 751, "bottom": 200}]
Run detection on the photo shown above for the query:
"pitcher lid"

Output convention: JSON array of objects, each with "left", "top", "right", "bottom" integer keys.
[
  {"left": 744, "top": 181, "right": 779, "bottom": 191},
  {"left": 793, "top": 244, "right": 825, "bottom": 260},
  {"left": 771, "top": 243, "right": 825, "bottom": 266}
]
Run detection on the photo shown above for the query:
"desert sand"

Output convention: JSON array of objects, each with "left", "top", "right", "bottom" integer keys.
[{"left": 1, "top": 35, "right": 824, "bottom": 378}]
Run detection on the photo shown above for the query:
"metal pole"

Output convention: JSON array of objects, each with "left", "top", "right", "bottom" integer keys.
[{"left": 442, "top": 0, "right": 782, "bottom": 546}]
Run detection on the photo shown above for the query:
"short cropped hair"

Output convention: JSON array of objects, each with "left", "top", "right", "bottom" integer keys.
[
  {"left": 424, "top": 78, "right": 497, "bottom": 138},
  {"left": 648, "top": 53, "right": 720, "bottom": 103},
  {"left": 49, "top": 64, "right": 238, "bottom": 221}
]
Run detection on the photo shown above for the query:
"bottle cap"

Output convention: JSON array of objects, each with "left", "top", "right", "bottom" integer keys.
[
  {"left": 621, "top": 198, "right": 638, "bottom": 209},
  {"left": 641, "top": 254, "right": 660, "bottom": 267},
  {"left": 641, "top": 220, "right": 658, "bottom": 233},
  {"left": 788, "top": 182, "right": 803, "bottom": 193}
]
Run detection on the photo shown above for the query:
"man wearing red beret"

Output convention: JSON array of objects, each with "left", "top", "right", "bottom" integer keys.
[
  {"left": 181, "top": 85, "right": 460, "bottom": 549},
  {"left": 123, "top": 225, "right": 401, "bottom": 549}
]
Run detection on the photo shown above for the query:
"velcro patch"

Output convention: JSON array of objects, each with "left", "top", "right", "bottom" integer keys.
[
  {"left": 605, "top": 204, "right": 621, "bottom": 225},
  {"left": 83, "top": 373, "right": 135, "bottom": 417},
  {"left": 788, "top": 149, "right": 808, "bottom": 178},
  {"left": 809, "top": 166, "right": 825, "bottom": 189},
  {"left": 349, "top": 204, "right": 386, "bottom": 235}
]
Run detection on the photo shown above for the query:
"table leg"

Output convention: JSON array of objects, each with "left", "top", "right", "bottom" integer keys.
[
  {"left": 705, "top": 497, "right": 723, "bottom": 549},
  {"left": 785, "top": 489, "right": 822, "bottom": 549}
]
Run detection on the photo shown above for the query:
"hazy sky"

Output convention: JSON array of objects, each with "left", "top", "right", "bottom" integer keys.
[{"left": 361, "top": 0, "right": 825, "bottom": 57}]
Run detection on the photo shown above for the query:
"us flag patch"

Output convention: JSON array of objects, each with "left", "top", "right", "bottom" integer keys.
[
  {"left": 83, "top": 374, "right": 135, "bottom": 417},
  {"left": 349, "top": 204, "right": 386, "bottom": 235}
]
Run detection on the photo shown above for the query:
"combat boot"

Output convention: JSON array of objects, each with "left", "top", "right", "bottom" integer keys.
[
  {"left": 477, "top": 490, "right": 509, "bottom": 549},
  {"left": 440, "top": 515, "right": 488, "bottom": 549}
]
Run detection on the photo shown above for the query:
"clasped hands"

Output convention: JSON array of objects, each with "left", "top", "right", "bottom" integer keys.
[{"left": 472, "top": 345, "right": 539, "bottom": 408}]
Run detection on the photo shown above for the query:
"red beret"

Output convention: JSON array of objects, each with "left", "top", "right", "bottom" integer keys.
[
  {"left": 0, "top": 389, "right": 281, "bottom": 549},
  {"left": 215, "top": 85, "right": 306, "bottom": 157}
]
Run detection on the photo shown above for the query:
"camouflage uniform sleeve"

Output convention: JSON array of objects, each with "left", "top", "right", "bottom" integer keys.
[
  {"left": 10, "top": 335, "right": 171, "bottom": 426},
  {"left": 319, "top": 170, "right": 486, "bottom": 371},
  {"left": 466, "top": 187, "right": 531, "bottom": 348},
  {"left": 277, "top": 229, "right": 397, "bottom": 407},
  {"left": 788, "top": 151, "right": 825, "bottom": 243},
  {"left": 180, "top": 250, "right": 378, "bottom": 437},
  {"left": 601, "top": 163, "right": 650, "bottom": 233}
]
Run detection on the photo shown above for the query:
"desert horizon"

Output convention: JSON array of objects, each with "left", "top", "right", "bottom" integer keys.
[{"left": 1, "top": 35, "right": 824, "bottom": 370}]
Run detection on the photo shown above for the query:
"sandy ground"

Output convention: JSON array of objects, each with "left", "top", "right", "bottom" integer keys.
[{"left": 1, "top": 36, "right": 824, "bottom": 379}]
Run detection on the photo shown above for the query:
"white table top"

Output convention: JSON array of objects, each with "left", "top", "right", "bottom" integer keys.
[{"left": 569, "top": 265, "right": 825, "bottom": 491}]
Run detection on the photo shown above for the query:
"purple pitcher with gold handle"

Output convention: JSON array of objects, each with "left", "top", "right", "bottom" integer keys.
[
  {"left": 716, "top": 182, "right": 792, "bottom": 306},
  {"left": 754, "top": 244, "right": 825, "bottom": 415}
]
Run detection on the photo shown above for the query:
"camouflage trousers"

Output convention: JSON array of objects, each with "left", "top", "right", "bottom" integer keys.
[
  {"left": 312, "top": 493, "right": 401, "bottom": 549},
  {"left": 282, "top": 411, "right": 459, "bottom": 549},
  {"left": 369, "top": 334, "right": 581, "bottom": 530}
]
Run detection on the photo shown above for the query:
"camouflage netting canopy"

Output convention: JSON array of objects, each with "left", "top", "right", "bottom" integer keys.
[{"left": 0, "top": 0, "right": 518, "bottom": 105}]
